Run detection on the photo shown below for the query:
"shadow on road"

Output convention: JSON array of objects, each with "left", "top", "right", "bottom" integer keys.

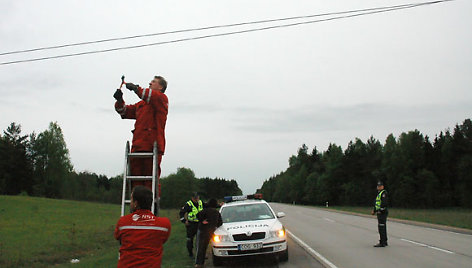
[
  {"left": 213, "top": 254, "right": 282, "bottom": 268},
  {"left": 206, "top": 236, "right": 323, "bottom": 268}
]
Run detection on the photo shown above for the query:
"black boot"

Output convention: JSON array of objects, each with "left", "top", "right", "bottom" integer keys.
[{"left": 374, "top": 242, "right": 386, "bottom": 247}]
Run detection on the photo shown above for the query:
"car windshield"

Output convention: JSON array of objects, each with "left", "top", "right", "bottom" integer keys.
[{"left": 221, "top": 203, "right": 275, "bottom": 223}]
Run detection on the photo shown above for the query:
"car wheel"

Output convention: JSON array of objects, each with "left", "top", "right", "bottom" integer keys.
[
  {"left": 212, "top": 253, "right": 223, "bottom": 266},
  {"left": 278, "top": 248, "right": 289, "bottom": 262}
]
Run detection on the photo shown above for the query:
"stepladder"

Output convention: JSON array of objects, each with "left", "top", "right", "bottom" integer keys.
[{"left": 121, "top": 141, "right": 160, "bottom": 216}]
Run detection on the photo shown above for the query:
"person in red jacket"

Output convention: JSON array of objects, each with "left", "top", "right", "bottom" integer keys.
[
  {"left": 113, "top": 76, "right": 169, "bottom": 192},
  {"left": 115, "top": 185, "right": 171, "bottom": 268}
]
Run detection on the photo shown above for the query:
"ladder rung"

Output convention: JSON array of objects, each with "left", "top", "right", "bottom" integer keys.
[
  {"left": 128, "top": 152, "right": 154, "bottom": 158},
  {"left": 127, "top": 176, "right": 153, "bottom": 181},
  {"left": 126, "top": 199, "right": 157, "bottom": 204}
]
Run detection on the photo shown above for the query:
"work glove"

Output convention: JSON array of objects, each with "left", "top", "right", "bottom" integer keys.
[
  {"left": 113, "top": 89, "right": 123, "bottom": 101},
  {"left": 126, "top": 83, "right": 139, "bottom": 91}
]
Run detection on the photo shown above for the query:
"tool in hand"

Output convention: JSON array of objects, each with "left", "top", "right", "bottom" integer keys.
[{"left": 119, "top": 75, "right": 126, "bottom": 89}]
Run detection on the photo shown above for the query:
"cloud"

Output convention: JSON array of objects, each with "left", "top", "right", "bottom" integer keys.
[
  {"left": 171, "top": 102, "right": 226, "bottom": 114},
  {"left": 228, "top": 102, "right": 471, "bottom": 133}
]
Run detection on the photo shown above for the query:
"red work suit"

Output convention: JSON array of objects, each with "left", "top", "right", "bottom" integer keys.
[
  {"left": 115, "top": 209, "right": 171, "bottom": 268},
  {"left": 115, "top": 87, "right": 168, "bottom": 193}
]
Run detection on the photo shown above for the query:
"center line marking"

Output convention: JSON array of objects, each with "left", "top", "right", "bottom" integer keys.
[
  {"left": 400, "top": 238, "right": 455, "bottom": 254},
  {"left": 323, "top": 217, "right": 335, "bottom": 223}
]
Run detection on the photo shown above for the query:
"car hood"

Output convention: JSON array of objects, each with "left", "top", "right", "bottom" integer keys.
[{"left": 216, "top": 219, "right": 282, "bottom": 236}]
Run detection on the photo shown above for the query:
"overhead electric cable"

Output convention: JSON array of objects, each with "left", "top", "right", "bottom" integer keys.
[
  {"left": 0, "top": 0, "right": 454, "bottom": 66},
  {"left": 0, "top": 1, "right": 429, "bottom": 56}
]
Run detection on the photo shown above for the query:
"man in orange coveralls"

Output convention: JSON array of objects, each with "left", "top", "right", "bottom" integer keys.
[
  {"left": 113, "top": 76, "right": 169, "bottom": 192},
  {"left": 115, "top": 185, "right": 171, "bottom": 268}
]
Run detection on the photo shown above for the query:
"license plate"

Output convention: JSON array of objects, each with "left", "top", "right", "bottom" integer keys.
[{"left": 238, "top": 242, "right": 263, "bottom": 251}]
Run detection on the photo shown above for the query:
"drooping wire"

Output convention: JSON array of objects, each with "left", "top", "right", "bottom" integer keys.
[
  {"left": 0, "top": 1, "right": 431, "bottom": 56},
  {"left": 0, "top": 0, "right": 454, "bottom": 66}
]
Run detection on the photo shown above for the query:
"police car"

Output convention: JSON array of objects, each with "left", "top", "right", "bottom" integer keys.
[{"left": 211, "top": 194, "right": 288, "bottom": 266}]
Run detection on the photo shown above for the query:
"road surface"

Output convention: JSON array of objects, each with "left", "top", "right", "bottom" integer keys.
[
  {"left": 207, "top": 234, "right": 323, "bottom": 267},
  {"left": 270, "top": 203, "right": 472, "bottom": 268}
]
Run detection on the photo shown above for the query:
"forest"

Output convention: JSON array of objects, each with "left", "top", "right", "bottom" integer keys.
[
  {"left": 0, "top": 122, "right": 241, "bottom": 208},
  {"left": 258, "top": 119, "right": 472, "bottom": 208}
]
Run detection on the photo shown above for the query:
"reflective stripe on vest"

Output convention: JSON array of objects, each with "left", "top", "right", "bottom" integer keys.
[
  {"left": 375, "top": 190, "right": 385, "bottom": 210},
  {"left": 187, "top": 200, "right": 203, "bottom": 222}
]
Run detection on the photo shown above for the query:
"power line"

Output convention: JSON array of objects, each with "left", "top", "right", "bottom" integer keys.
[
  {"left": 0, "top": 1, "right": 428, "bottom": 56},
  {"left": 0, "top": 0, "right": 453, "bottom": 66}
]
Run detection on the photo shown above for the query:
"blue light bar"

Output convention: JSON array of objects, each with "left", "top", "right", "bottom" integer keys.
[{"left": 224, "top": 194, "right": 263, "bottom": 203}]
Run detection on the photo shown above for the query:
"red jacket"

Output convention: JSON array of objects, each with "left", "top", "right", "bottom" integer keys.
[
  {"left": 114, "top": 209, "right": 171, "bottom": 268},
  {"left": 115, "top": 87, "right": 168, "bottom": 154}
]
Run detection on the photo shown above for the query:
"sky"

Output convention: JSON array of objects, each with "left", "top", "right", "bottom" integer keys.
[{"left": 0, "top": 0, "right": 470, "bottom": 194}]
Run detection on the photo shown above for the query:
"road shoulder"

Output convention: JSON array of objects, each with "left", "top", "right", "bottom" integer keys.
[{"left": 314, "top": 206, "right": 472, "bottom": 235}]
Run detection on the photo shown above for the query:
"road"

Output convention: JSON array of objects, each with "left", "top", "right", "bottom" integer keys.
[
  {"left": 270, "top": 203, "right": 472, "bottom": 268},
  {"left": 207, "top": 234, "right": 323, "bottom": 267}
]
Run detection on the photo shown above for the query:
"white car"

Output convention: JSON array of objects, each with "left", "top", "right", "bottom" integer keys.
[{"left": 211, "top": 195, "right": 288, "bottom": 266}]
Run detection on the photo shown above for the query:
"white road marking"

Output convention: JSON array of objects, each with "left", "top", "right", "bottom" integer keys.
[
  {"left": 323, "top": 217, "right": 336, "bottom": 223},
  {"left": 287, "top": 229, "right": 338, "bottom": 268},
  {"left": 423, "top": 226, "right": 465, "bottom": 235},
  {"left": 400, "top": 238, "right": 455, "bottom": 254}
]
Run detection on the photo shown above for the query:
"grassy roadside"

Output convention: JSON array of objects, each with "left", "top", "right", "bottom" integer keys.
[
  {"left": 323, "top": 206, "right": 472, "bottom": 230},
  {"left": 0, "top": 195, "right": 193, "bottom": 267}
]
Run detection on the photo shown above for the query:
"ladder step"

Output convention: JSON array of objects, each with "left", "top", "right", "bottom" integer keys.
[
  {"left": 127, "top": 176, "right": 153, "bottom": 181},
  {"left": 128, "top": 152, "right": 154, "bottom": 158},
  {"left": 125, "top": 200, "right": 157, "bottom": 204}
]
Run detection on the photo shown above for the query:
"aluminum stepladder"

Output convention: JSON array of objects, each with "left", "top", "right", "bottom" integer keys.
[{"left": 120, "top": 141, "right": 159, "bottom": 216}]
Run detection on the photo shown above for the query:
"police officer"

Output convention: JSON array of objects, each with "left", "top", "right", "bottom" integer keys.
[
  {"left": 372, "top": 181, "right": 388, "bottom": 247},
  {"left": 179, "top": 192, "right": 204, "bottom": 257}
]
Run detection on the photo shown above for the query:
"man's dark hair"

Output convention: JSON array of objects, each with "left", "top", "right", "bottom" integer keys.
[
  {"left": 132, "top": 186, "right": 153, "bottom": 210},
  {"left": 208, "top": 198, "right": 218, "bottom": 208},
  {"left": 155, "top": 76, "right": 167, "bottom": 92}
]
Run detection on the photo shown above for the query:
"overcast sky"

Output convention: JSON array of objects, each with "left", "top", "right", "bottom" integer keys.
[{"left": 1, "top": 0, "right": 470, "bottom": 194}]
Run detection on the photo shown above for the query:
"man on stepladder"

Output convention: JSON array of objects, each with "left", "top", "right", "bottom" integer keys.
[{"left": 113, "top": 75, "right": 169, "bottom": 196}]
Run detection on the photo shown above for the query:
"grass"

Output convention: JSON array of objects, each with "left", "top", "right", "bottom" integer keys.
[
  {"left": 0, "top": 195, "right": 194, "bottom": 268},
  {"left": 324, "top": 206, "right": 472, "bottom": 230}
]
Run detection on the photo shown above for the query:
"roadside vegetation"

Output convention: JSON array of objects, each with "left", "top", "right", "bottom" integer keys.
[
  {"left": 259, "top": 118, "right": 472, "bottom": 209},
  {"left": 0, "top": 122, "right": 241, "bottom": 206},
  {"left": 0, "top": 195, "right": 193, "bottom": 268}
]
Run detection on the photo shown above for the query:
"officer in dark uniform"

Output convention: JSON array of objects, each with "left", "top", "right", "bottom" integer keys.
[
  {"left": 372, "top": 181, "right": 388, "bottom": 247},
  {"left": 179, "top": 192, "right": 204, "bottom": 257}
]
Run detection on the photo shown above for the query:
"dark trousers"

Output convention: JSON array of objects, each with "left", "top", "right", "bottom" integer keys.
[
  {"left": 186, "top": 222, "right": 199, "bottom": 255},
  {"left": 377, "top": 212, "right": 388, "bottom": 244},
  {"left": 195, "top": 228, "right": 213, "bottom": 265}
]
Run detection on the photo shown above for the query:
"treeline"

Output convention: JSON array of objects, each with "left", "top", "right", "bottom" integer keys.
[
  {"left": 160, "top": 167, "right": 242, "bottom": 208},
  {"left": 258, "top": 119, "right": 472, "bottom": 208},
  {"left": 0, "top": 122, "right": 242, "bottom": 205}
]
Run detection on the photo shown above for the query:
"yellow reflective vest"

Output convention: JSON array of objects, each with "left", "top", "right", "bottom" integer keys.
[
  {"left": 375, "top": 190, "right": 385, "bottom": 210},
  {"left": 187, "top": 200, "right": 203, "bottom": 222}
]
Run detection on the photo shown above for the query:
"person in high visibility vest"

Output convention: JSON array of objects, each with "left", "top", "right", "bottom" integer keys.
[
  {"left": 371, "top": 181, "right": 389, "bottom": 247},
  {"left": 179, "top": 192, "right": 205, "bottom": 257}
]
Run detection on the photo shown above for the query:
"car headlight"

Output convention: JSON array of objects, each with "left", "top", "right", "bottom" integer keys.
[
  {"left": 270, "top": 227, "right": 285, "bottom": 238},
  {"left": 213, "top": 234, "right": 229, "bottom": 243}
]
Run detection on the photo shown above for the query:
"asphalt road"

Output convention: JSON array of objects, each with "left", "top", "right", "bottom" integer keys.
[
  {"left": 206, "top": 234, "right": 323, "bottom": 267},
  {"left": 270, "top": 203, "right": 472, "bottom": 268}
]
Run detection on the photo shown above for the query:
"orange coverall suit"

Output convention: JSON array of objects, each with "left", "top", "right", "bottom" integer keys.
[
  {"left": 115, "top": 87, "right": 168, "bottom": 193},
  {"left": 115, "top": 209, "right": 171, "bottom": 268}
]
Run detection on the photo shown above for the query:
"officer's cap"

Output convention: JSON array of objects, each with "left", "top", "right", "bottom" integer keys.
[
  {"left": 191, "top": 192, "right": 199, "bottom": 198},
  {"left": 377, "top": 181, "right": 384, "bottom": 186}
]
